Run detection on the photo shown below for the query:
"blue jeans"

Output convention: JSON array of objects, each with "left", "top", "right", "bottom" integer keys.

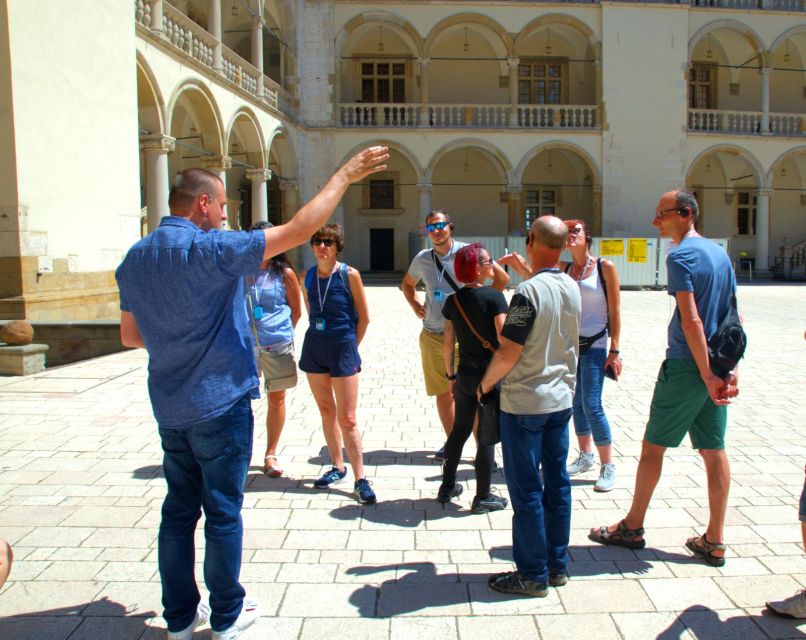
[
  {"left": 572, "top": 348, "right": 612, "bottom": 446},
  {"left": 158, "top": 394, "right": 254, "bottom": 632},
  {"left": 500, "top": 408, "right": 573, "bottom": 583}
]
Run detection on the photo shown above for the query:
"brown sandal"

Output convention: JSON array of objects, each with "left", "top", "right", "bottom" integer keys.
[
  {"left": 588, "top": 519, "right": 646, "bottom": 549},
  {"left": 685, "top": 533, "right": 726, "bottom": 567},
  {"left": 263, "top": 455, "right": 283, "bottom": 478}
]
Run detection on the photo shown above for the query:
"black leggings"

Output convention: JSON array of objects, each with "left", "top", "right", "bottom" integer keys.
[{"left": 442, "top": 370, "right": 495, "bottom": 498}]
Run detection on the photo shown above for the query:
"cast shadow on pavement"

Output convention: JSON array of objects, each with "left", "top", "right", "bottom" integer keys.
[
  {"left": 0, "top": 596, "right": 158, "bottom": 639},
  {"left": 329, "top": 498, "right": 474, "bottom": 527},
  {"left": 308, "top": 447, "right": 453, "bottom": 467},
  {"left": 656, "top": 604, "right": 806, "bottom": 639}
]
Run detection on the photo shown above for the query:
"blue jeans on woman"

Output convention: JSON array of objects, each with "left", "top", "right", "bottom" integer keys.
[
  {"left": 157, "top": 394, "right": 254, "bottom": 633},
  {"left": 572, "top": 347, "right": 612, "bottom": 446},
  {"left": 500, "top": 408, "right": 573, "bottom": 583}
]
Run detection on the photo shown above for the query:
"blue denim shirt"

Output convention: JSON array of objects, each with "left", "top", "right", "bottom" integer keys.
[{"left": 116, "top": 216, "right": 265, "bottom": 428}]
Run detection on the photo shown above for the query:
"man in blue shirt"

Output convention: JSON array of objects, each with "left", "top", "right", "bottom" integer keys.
[
  {"left": 116, "top": 147, "right": 388, "bottom": 640},
  {"left": 589, "top": 190, "right": 739, "bottom": 569}
]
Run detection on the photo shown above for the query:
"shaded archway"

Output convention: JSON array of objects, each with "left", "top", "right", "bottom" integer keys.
[
  {"left": 768, "top": 148, "right": 806, "bottom": 275},
  {"left": 226, "top": 108, "right": 266, "bottom": 230},
  {"left": 137, "top": 54, "right": 170, "bottom": 235}
]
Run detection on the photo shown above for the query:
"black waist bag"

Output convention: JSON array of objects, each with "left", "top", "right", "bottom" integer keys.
[{"left": 707, "top": 296, "right": 746, "bottom": 379}]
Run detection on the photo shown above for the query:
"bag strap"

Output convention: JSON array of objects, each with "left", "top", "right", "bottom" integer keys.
[
  {"left": 597, "top": 258, "right": 611, "bottom": 333},
  {"left": 451, "top": 291, "right": 497, "bottom": 353},
  {"left": 432, "top": 250, "right": 460, "bottom": 293}
]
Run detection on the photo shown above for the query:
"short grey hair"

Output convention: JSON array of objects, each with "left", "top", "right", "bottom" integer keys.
[
  {"left": 168, "top": 168, "right": 223, "bottom": 212},
  {"left": 674, "top": 190, "right": 699, "bottom": 223}
]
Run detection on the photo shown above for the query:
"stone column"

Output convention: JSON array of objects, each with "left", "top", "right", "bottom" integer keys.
[
  {"left": 279, "top": 180, "right": 299, "bottom": 223},
  {"left": 251, "top": 15, "right": 264, "bottom": 97},
  {"left": 592, "top": 185, "right": 603, "bottom": 236},
  {"left": 150, "top": 0, "right": 164, "bottom": 33},
  {"left": 140, "top": 134, "right": 176, "bottom": 233},
  {"left": 506, "top": 186, "right": 523, "bottom": 235},
  {"left": 247, "top": 168, "right": 271, "bottom": 224},
  {"left": 208, "top": 0, "right": 223, "bottom": 72},
  {"left": 754, "top": 188, "right": 771, "bottom": 272},
  {"left": 201, "top": 155, "right": 232, "bottom": 227},
  {"left": 417, "top": 58, "right": 430, "bottom": 126},
  {"left": 508, "top": 57, "right": 520, "bottom": 127},
  {"left": 760, "top": 66, "right": 770, "bottom": 134},
  {"left": 417, "top": 182, "right": 432, "bottom": 220}
]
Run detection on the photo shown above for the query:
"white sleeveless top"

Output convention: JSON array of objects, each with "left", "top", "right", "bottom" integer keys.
[{"left": 578, "top": 262, "right": 608, "bottom": 350}]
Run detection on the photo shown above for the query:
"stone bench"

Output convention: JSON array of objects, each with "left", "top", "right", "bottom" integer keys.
[{"left": 0, "top": 343, "right": 49, "bottom": 376}]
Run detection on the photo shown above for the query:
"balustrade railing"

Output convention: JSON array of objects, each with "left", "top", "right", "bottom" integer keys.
[
  {"left": 135, "top": 0, "right": 295, "bottom": 119},
  {"left": 689, "top": 109, "right": 805, "bottom": 136},
  {"left": 518, "top": 105, "right": 597, "bottom": 129},
  {"left": 428, "top": 105, "right": 509, "bottom": 128},
  {"left": 690, "top": 0, "right": 805, "bottom": 9},
  {"left": 340, "top": 104, "right": 420, "bottom": 127}
]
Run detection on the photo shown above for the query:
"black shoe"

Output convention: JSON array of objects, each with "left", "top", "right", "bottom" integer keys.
[
  {"left": 471, "top": 493, "right": 508, "bottom": 514},
  {"left": 437, "top": 482, "right": 463, "bottom": 504},
  {"left": 433, "top": 446, "right": 446, "bottom": 462},
  {"left": 549, "top": 572, "right": 568, "bottom": 587},
  {"left": 488, "top": 571, "right": 548, "bottom": 597}
]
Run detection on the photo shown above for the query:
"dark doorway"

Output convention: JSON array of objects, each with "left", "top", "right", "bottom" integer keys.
[{"left": 370, "top": 228, "right": 395, "bottom": 271}]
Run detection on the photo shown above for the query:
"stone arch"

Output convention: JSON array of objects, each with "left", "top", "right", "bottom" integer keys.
[
  {"left": 340, "top": 139, "right": 424, "bottom": 180},
  {"left": 167, "top": 79, "right": 225, "bottom": 156},
  {"left": 688, "top": 143, "right": 766, "bottom": 189},
  {"left": 225, "top": 108, "right": 266, "bottom": 169},
  {"left": 515, "top": 141, "right": 600, "bottom": 188},
  {"left": 767, "top": 146, "right": 806, "bottom": 187},
  {"left": 337, "top": 12, "right": 423, "bottom": 59},
  {"left": 136, "top": 52, "right": 166, "bottom": 135},
  {"left": 424, "top": 13, "right": 513, "bottom": 61},
  {"left": 267, "top": 125, "right": 299, "bottom": 180},
  {"left": 688, "top": 20, "right": 767, "bottom": 62},
  {"left": 425, "top": 138, "right": 511, "bottom": 184},
  {"left": 515, "top": 14, "right": 597, "bottom": 52}
]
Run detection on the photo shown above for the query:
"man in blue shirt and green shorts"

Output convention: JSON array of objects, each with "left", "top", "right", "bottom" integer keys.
[{"left": 589, "top": 190, "right": 740, "bottom": 568}]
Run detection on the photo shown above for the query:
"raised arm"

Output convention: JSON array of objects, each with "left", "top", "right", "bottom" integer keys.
[
  {"left": 498, "top": 252, "right": 531, "bottom": 279},
  {"left": 262, "top": 147, "right": 388, "bottom": 260},
  {"left": 490, "top": 261, "right": 510, "bottom": 291}
]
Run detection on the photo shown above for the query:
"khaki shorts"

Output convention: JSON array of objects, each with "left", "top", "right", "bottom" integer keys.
[
  {"left": 258, "top": 342, "right": 298, "bottom": 393},
  {"left": 419, "top": 329, "right": 458, "bottom": 396}
]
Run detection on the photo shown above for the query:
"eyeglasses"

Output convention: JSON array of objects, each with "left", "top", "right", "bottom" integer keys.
[
  {"left": 568, "top": 226, "right": 584, "bottom": 236},
  {"left": 655, "top": 208, "right": 682, "bottom": 220},
  {"left": 479, "top": 257, "right": 494, "bottom": 266},
  {"left": 311, "top": 238, "right": 334, "bottom": 247},
  {"left": 426, "top": 221, "right": 449, "bottom": 233}
]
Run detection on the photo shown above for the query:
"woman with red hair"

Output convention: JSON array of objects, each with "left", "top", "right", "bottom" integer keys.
[
  {"left": 562, "top": 219, "right": 622, "bottom": 492},
  {"left": 438, "top": 243, "right": 509, "bottom": 512}
]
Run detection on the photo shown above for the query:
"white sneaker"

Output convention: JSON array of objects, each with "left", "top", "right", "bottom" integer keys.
[
  {"left": 567, "top": 451, "right": 595, "bottom": 476},
  {"left": 166, "top": 603, "right": 210, "bottom": 640},
  {"left": 594, "top": 463, "right": 616, "bottom": 492},
  {"left": 212, "top": 598, "right": 260, "bottom": 640},
  {"left": 767, "top": 589, "right": 806, "bottom": 619}
]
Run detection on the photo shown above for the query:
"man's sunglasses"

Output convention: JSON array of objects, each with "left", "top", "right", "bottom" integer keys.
[
  {"left": 426, "top": 221, "right": 449, "bottom": 233},
  {"left": 311, "top": 238, "right": 335, "bottom": 247}
]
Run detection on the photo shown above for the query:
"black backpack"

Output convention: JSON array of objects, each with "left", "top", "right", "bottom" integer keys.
[{"left": 708, "top": 296, "right": 746, "bottom": 379}]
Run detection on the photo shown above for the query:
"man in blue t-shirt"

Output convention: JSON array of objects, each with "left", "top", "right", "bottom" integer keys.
[
  {"left": 589, "top": 190, "right": 740, "bottom": 569},
  {"left": 116, "top": 147, "right": 388, "bottom": 640}
]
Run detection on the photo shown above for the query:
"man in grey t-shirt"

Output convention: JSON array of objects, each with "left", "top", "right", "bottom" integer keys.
[
  {"left": 402, "top": 210, "right": 508, "bottom": 458},
  {"left": 480, "top": 216, "right": 580, "bottom": 598}
]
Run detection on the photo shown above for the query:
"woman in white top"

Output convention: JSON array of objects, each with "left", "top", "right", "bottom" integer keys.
[{"left": 561, "top": 219, "right": 622, "bottom": 492}]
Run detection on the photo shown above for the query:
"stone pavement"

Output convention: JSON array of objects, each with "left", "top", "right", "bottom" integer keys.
[{"left": 0, "top": 283, "right": 805, "bottom": 640}]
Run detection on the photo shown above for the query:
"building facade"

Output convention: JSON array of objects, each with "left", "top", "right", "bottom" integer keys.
[{"left": 1, "top": 0, "right": 804, "bottom": 321}]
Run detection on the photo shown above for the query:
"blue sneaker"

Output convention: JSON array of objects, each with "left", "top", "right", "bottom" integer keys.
[
  {"left": 354, "top": 478, "right": 377, "bottom": 505},
  {"left": 313, "top": 466, "right": 347, "bottom": 488}
]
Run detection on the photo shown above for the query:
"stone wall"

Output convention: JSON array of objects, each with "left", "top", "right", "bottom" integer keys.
[{"left": 22, "top": 321, "right": 125, "bottom": 367}]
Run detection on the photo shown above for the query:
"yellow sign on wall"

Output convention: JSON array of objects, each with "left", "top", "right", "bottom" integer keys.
[
  {"left": 628, "top": 239, "right": 648, "bottom": 263},
  {"left": 600, "top": 239, "right": 624, "bottom": 256}
]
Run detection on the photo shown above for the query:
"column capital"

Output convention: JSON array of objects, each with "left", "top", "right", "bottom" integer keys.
[
  {"left": 251, "top": 15, "right": 264, "bottom": 29},
  {"left": 416, "top": 183, "right": 433, "bottom": 192},
  {"left": 760, "top": 66, "right": 772, "bottom": 76},
  {"left": 416, "top": 58, "right": 431, "bottom": 69},
  {"left": 755, "top": 187, "right": 772, "bottom": 198},
  {"left": 140, "top": 134, "right": 175, "bottom": 153},
  {"left": 201, "top": 155, "right": 233, "bottom": 171},
  {"left": 279, "top": 180, "right": 299, "bottom": 191},
  {"left": 506, "top": 184, "right": 523, "bottom": 195},
  {"left": 246, "top": 168, "right": 272, "bottom": 183},
  {"left": 507, "top": 57, "right": 520, "bottom": 69}
]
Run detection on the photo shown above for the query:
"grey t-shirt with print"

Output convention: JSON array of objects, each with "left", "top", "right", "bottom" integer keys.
[
  {"left": 406, "top": 240, "right": 467, "bottom": 333},
  {"left": 500, "top": 269, "right": 581, "bottom": 415}
]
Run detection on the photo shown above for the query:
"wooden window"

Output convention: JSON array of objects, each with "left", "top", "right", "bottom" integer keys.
[
  {"left": 736, "top": 190, "right": 756, "bottom": 236},
  {"left": 524, "top": 189, "right": 557, "bottom": 233},
  {"left": 369, "top": 179, "right": 395, "bottom": 209},
  {"left": 689, "top": 64, "right": 716, "bottom": 109},
  {"left": 518, "top": 61, "right": 565, "bottom": 105},
  {"left": 360, "top": 61, "right": 407, "bottom": 103}
]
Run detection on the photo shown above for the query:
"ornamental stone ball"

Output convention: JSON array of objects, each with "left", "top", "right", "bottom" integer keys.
[{"left": 0, "top": 320, "right": 34, "bottom": 346}]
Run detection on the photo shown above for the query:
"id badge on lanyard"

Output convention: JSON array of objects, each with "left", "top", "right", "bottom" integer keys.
[
  {"left": 315, "top": 317, "right": 326, "bottom": 331},
  {"left": 433, "top": 290, "right": 445, "bottom": 303}
]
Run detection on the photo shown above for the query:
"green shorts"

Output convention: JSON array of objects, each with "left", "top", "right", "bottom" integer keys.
[{"left": 645, "top": 359, "right": 727, "bottom": 450}]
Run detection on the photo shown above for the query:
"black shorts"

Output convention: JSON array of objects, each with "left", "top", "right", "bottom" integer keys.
[{"left": 299, "top": 333, "right": 361, "bottom": 377}]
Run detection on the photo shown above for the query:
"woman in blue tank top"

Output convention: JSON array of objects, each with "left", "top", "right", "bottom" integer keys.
[
  {"left": 299, "top": 223, "right": 376, "bottom": 505},
  {"left": 248, "top": 221, "right": 302, "bottom": 479}
]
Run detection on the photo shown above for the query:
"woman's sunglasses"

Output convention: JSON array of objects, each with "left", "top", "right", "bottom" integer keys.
[{"left": 311, "top": 238, "right": 334, "bottom": 247}]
